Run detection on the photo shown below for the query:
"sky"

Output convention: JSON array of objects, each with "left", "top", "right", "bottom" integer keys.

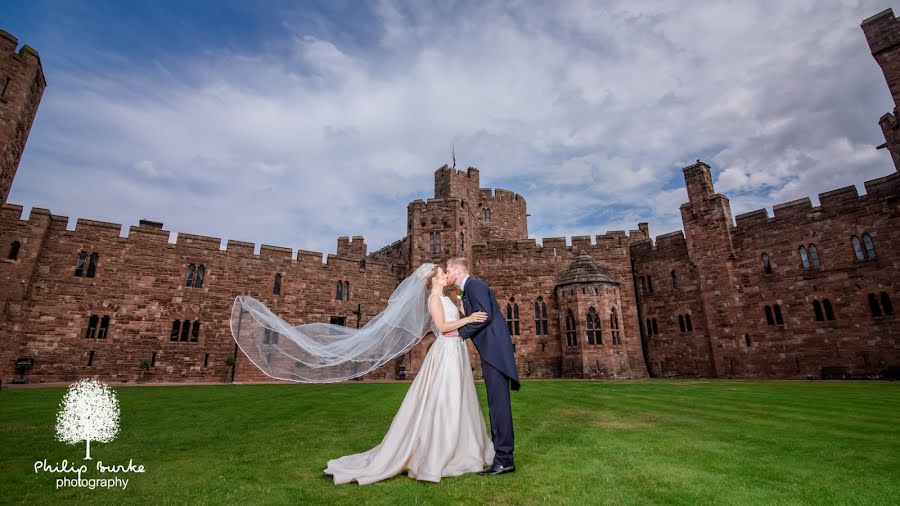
[{"left": 1, "top": 0, "right": 897, "bottom": 256}]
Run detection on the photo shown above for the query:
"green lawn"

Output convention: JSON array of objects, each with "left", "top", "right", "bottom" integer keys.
[{"left": 1, "top": 379, "right": 898, "bottom": 505}]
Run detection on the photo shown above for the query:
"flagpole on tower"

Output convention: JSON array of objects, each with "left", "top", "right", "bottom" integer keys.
[{"left": 452, "top": 143, "right": 456, "bottom": 169}]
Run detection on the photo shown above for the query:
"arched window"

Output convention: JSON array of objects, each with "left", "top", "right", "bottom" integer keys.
[
  {"left": 762, "top": 253, "right": 772, "bottom": 274},
  {"left": 185, "top": 264, "right": 195, "bottom": 287},
  {"left": 851, "top": 236, "right": 864, "bottom": 260},
  {"left": 868, "top": 293, "right": 882, "bottom": 317},
  {"left": 86, "top": 252, "right": 99, "bottom": 278},
  {"left": 881, "top": 292, "right": 894, "bottom": 316},
  {"left": 640, "top": 276, "right": 646, "bottom": 294},
  {"left": 685, "top": 314, "right": 693, "bottom": 332},
  {"left": 335, "top": 281, "right": 343, "bottom": 301},
  {"left": 459, "top": 231, "right": 465, "bottom": 250},
  {"left": 191, "top": 321, "right": 201, "bottom": 342},
  {"left": 565, "top": 310, "right": 577, "bottom": 346},
  {"left": 482, "top": 208, "right": 491, "bottom": 225},
  {"left": 343, "top": 281, "right": 349, "bottom": 301},
  {"left": 678, "top": 315, "right": 686, "bottom": 333},
  {"left": 8, "top": 240, "right": 20, "bottom": 260},
  {"left": 773, "top": 304, "right": 784, "bottom": 325},
  {"left": 74, "top": 251, "right": 88, "bottom": 277},
  {"left": 85, "top": 314, "right": 99, "bottom": 338},
  {"left": 506, "top": 299, "right": 520, "bottom": 335},
  {"left": 646, "top": 276, "right": 653, "bottom": 294},
  {"left": 823, "top": 299, "right": 835, "bottom": 321},
  {"left": 534, "top": 297, "right": 548, "bottom": 336},
  {"left": 170, "top": 320, "right": 180, "bottom": 341},
  {"left": 180, "top": 319, "right": 190, "bottom": 341},
  {"left": 263, "top": 327, "right": 279, "bottom": 344},
  {"left": 812, "top": 300, "right": 823, "bottom": 321},
  {"left": 273, "top": 273, "right": 282, "bottom": 295},
  {"left": 430, "top": 232, "right": 441, "bottom": 253},
  {"left": 610, "top": 307, "right": 620, "bottom": 345},
  {"left": 651, "top": 318, "right": 658, "bottom": 336},
  {"left": 862, "top": 234, "right": 876, "bottom": 259},
  {"left": 671, "top": 270, "right": 678, "bottom": 290},
  {"left": 764, "top": 305, "right": 775, "bottom": 326},
  {"left": 585, "top": 307, "right": 601, "bottom": 345},
  {"left": 97, "top": 315, "right": 110, "bottom": 339},
  {"left": 194, "top": 264, "right": 205, "bottom": 288},
  {"left": 799, "top": 246, "right": 810, "bottom": 269},
  {"left": 808, "top": 244, "right": 821, "bottom": 267}
]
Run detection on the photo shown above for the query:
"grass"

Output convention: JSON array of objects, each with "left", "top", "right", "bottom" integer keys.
[{"left": 1, "top": 379, "right": 898, "bottom": 505}]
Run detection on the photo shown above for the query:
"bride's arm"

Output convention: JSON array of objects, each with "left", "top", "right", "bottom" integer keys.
[{"left": 428, "top": 295, "right": 486, "bottom": 334}]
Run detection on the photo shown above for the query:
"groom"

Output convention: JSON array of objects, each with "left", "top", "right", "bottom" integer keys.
[{"left": 445, "top": 257, "right": 520, "bottom": 476}]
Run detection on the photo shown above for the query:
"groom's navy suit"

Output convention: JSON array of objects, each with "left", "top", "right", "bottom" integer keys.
[{"left": 458, "top": 275, "right": 519, "bottom": 467}]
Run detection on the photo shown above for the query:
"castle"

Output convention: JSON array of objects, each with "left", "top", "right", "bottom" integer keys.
[{"left": 0, "top": 10, "right": 897, "bottom": 385}]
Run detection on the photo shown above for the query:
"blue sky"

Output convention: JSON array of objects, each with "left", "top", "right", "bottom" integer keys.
[{"left": 2, "top": 0, "right": 897, "bottom": 255}]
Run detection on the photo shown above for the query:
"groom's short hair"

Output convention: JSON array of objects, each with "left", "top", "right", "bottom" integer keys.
[{"left": 447, "top": 257, "right": 468, "bottom": 272}]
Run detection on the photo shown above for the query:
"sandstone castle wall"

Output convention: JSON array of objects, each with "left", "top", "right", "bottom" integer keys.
[{"left": 0, "top": 10, "right": 897, "bottom": 384}]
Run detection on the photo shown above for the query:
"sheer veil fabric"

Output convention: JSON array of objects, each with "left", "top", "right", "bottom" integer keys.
[{"left": 230, "top": 263, "right": 435, "bottom": 383}]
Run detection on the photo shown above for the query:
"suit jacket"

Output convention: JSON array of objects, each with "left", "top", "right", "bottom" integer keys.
[{"left": 458, "top": 276, "right": 521, "bottom": 391}]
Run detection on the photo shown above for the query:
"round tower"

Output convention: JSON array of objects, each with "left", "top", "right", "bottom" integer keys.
[{"left": 555, "top": 251, "right": 631, "bottom": 379}]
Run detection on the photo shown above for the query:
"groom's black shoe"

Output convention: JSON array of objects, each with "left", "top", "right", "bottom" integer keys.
[{"left": 477, "top": 463, "right": 515, "bottom": 476}]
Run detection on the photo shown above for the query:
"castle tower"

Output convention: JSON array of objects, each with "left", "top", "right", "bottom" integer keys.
[
  {"left": 0, "top": 30, "right": 46, "bottom": 205},
  {"left": 406, "top": 195, "right": 466, "bottom": 274},
  {"left": 862, "top": 9, "right": 900, "bottom": 172},
  {"left": 407, "top": 164, "right": 529, "bottom": 274},
  {"left": 680, "top": 160, "right": 741, "bottom": 378},
  {"left": 555, "top": 252, "right": 630, "bottom": 378}
]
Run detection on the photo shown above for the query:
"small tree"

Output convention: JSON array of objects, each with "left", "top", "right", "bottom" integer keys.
[
  {"left": 138, "top": 358, "right": 151, "bottom": 383},
  {"left": 55, "top": 378, "right": 120, "bottom": 460},
  {"left": 225, "top": 356, "right": 236, "bottom": 383}
]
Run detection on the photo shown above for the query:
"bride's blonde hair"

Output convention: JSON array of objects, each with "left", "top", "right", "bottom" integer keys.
[{"left": 424, "top": 266, "right": 442, "bottom": 291}]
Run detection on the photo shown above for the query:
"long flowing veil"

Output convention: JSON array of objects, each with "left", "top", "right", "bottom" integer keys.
[{"left": 230, "top": 263, "right": 435, "bottom": 383}]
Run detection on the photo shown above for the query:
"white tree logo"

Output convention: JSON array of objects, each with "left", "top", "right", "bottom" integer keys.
[{"left": 55, "top": 378, "right": 120, "bottom": 460}]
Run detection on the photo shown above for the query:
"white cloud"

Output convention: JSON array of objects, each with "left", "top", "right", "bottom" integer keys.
[{"left": 10, "top": 0, "right": 899, "bottom": 256}]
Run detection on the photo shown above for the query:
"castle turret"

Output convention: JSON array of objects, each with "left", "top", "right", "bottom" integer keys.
[
  {"left": 0, "top": 30, "right": 46, "bottom": 204},
  {"left": 679, "top": 160, "right": 740, "bottom": 378},
  {"left": 555, "top": 252, "right": 631, "bottom": 379},
  {"left": 863, "top": 9, "right": 900, "bottom": 171}
]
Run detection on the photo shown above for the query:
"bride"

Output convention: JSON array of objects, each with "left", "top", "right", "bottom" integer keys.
[{"left": 323, "top": 265, "right": 495, "bottom": 484}]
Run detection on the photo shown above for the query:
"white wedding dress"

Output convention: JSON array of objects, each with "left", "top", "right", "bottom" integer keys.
[{"left": 323, "top": 295, "right": 495, "bottom": 484}]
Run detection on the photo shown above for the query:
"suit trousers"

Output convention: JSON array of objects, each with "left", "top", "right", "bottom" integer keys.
[{"left": 481, "top": 358, "right": 514, "bottom": 466}]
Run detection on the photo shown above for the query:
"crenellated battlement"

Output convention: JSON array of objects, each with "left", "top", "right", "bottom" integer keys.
[
  {"left": 470, "top": 230, "right": 641, "bottom": 261},
  {"left": 0, "top": 29, "right": 43, "bottom": 70},
  {"left": 0, "top": 204, "right": 398, "bottom": 273},
  {"left": 434, "top": 165, "right": 480, "bottom": 180},
  {"left": 771, "top": 197, "right": 813, "bottom": 219},
  {"left": 729, "top": 171, "right": 899, "bottom": 232},
  {"left": 629, "top": 231, "right": 689, "bottom": 261},
  {"left": 434, "top": 165, "right": 480, "bottom": 200},
  {"left": 478, "top": 188, "right": 527, "bottom": 207},
  {"left": 407, "top": 196, "right": 463, "bottom": 213},
  {"left": 367, "top": 237, "right": 406, "bottom": 258},
  {"left": 336, "top": 235, "right": 367, "bottom": 258}
]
